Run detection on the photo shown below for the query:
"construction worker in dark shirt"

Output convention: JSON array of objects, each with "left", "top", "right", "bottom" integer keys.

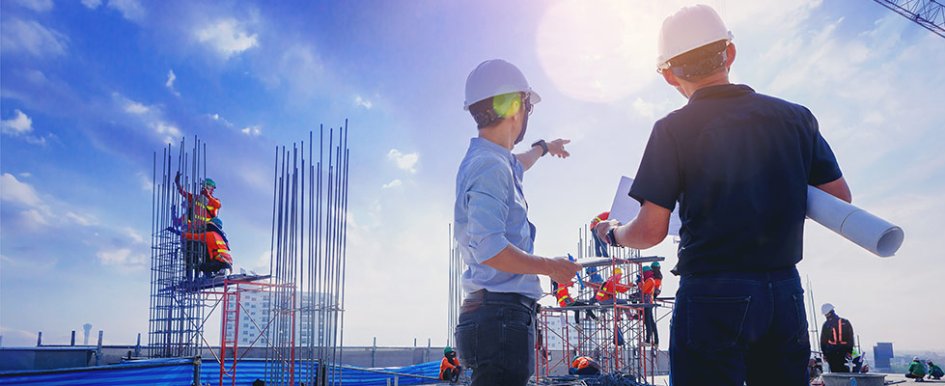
[{"left": 819, "top": 303, "right": 855, "bottom": 373}]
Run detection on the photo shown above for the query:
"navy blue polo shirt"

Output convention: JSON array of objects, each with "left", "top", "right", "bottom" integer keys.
[{"left": 629, "top": 84, "right": 842, "bottom": 275}]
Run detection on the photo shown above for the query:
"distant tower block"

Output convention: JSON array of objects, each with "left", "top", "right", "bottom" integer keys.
[{"left": 82, "top": 323, "right": 92, "bottom": 345}]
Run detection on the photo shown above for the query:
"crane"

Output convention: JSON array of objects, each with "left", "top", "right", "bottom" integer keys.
[{"left": 872, "top": 0, "right": 945, "bottom": 39}]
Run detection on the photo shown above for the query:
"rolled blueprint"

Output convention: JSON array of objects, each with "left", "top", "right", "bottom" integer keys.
[{"left": 806, "top": 186, "right": 904, "bottom": 257}]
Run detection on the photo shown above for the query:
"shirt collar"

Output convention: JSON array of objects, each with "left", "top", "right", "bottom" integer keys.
[
  {"left": 470, "top": 137, "right": 514, "bottom": 162},
  {"left": 688, "top": 84, "right": 755, "bottom": 103}
]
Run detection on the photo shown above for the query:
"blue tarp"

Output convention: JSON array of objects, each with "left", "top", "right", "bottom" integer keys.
[{"left": 0, "top": 358, "right": 441, "bottom": 385}]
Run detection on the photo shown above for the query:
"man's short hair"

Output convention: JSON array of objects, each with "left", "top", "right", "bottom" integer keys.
[
  {"left": 665, "top": 40, "right": 728, "bottom": 82},
  {"left": 469, "top": 92, "right": 523, "bottom": 129}
]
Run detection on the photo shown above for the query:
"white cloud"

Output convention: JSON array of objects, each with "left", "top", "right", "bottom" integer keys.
[
  {"left": 123, "top": 101, "right": 150, "bottom": 115},
  {"left": 195, "top": 19, "right": 258, "bottom": 59},
  {"left": 165, "top": 69, "right": 179, "bottom": 96},
  {"left": 387, "top": 149, "right": 419, "bottom": 173},
  {"left": 96, "top": 248, "right": 147, "bottom": 269},
  {"left": 114, "top": 94, "right": 184, "bottom": 144},
  {"left": 153, "top": 122, "right": 182, "bottom": 144},
  {"left": 107, "top": 0, "right": 146, "bottom": 23},
  {"left": 355, "top": 95, "right": 374, "bottom": 110},
  {"left": 136, "top": 171, "right": 153, "bottom": 191},
  {"left": 20, "top": 208, "right": 49, "bottom": 227},
  {"left": 65, "top": 211, "right": 98, "bottom": 227},
  {"left": 0, "top": 18, "right": 67, "bottom": 57},
  {"left": 382, "top": 179, "right": 403, "bottom": 189},
  {"left": 13, "top": 0, "right": 54, "bottom": 12},
  {"left": 123, "top": 227, "right": 145, "bottom": 244},
  {"left": 1, "top": 173, "right": 43, "bottom": 208},
  {"left": 81, "top": 0, "right": 102, "bottom": 10},
  {"left": 241, "top": 125, "right": 262, "bottom": 136},
  {"left": 1, "top": 110, "right": 33, "bottom": 135}
]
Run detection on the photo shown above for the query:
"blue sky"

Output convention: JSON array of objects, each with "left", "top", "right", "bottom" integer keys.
[{"left": 1, "top": 0, "right": 943, "bottom": 355}]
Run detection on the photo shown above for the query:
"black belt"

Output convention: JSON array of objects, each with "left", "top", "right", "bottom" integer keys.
[{"left": 466, "top": 289, "right": 537, "bottom": 311}]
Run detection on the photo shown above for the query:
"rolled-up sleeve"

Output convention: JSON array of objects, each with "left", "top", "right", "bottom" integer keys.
[{"left": 464, "top": 162, "right": 512, "bottom": 263}]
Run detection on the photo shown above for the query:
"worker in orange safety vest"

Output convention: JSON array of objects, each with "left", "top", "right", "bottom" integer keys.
[
  {"left": 820, "top": 303, "right": 855, "bottom": 373},
  {"left": 439, "top": 346, "right": 462, "bottom": 383},
  {"left": 594, "top": 267, "right": 632, "bottom": 304},
  {"left": 183, "top": 217, "right": 232, "bottom": 279},
  {"left": 553, "top": 281, "right": 597, "bottom": 323},
  {"left": 175, "top": 171, "right": 221, "bottom": 228},
  {"left": 638, "top": 266, "right": 658, "bottom": 345}
]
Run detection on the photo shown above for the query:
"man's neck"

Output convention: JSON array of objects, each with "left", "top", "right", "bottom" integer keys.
[
  {"left": 478, "top": 124, "right": 514, "bottom": 151},
  {"left": 683, "top": 72, "right": 731, "bottom": 98}
]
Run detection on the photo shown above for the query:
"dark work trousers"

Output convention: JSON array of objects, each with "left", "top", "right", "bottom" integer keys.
[
  {"left": 824, "top": 351, "right": 851, "bottom": 373},
  {"left": 643, "top": 305, "right": 658, "bottom": 344},
  {"left": 455, "top": 290, "right": 537, "bottom": 386},
  {"left": 669, "top": 267, "right": 810, "bottom": 386}
]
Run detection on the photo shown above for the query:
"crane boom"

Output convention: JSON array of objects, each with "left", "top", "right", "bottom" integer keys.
[{"left": 873, "top": 0, "right": 945, "bottom": 39}]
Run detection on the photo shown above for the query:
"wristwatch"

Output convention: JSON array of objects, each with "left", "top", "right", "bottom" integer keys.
[
  {"left": 607, "top": 227, "right": 621, "bottom": 247},
  {"left": 531, "top": 139, "right": 548, "bottom": 156}
]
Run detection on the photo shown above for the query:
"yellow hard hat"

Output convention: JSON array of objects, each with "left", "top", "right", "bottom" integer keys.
[{"left": 614, "top": 267, "right": 623, "bottom": 275}]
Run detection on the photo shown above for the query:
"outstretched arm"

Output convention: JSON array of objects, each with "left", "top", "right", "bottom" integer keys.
[{"left": 515, "top": 138, "right": 571, "bottom": 171}]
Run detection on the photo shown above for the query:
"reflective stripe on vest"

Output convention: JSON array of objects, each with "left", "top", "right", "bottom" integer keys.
[{"left": 827, "top": 319, "right": 848, "bottom": 345}]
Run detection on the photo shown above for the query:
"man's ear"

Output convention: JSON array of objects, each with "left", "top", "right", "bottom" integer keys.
[
  {"left": 725, "top": 43, "right": 736, "bottom": 69},
  {"left": 661, "top": 69, "right": 681, "bottom": 87}
]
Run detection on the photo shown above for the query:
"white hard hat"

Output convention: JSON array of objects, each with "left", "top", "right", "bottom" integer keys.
[
  {"left": 657, "top": 4, "right": 734, "bottom": 69},
  {"left": 463, "top": 59, "right": 541, "bottom": 111},
  {"left": 821, "top": 303, "right": 835, "bottom": 315}
]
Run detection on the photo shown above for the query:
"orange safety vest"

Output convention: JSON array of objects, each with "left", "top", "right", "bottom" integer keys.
[
  {"left": 595, "top": 274, "right": 629, "bottom": 302},
  {"left": 555, "top": 286, "right": 574, "bottom": 307},
  {"left": 639, "top": 277, "right": 656, "bottom": 303},
  {"left": 179, "top": 186, "right": 221, "bottom": 225},
  {"left": 183, "top": 230, "right": 232, "bottom": 264},
  {"left": 439, "top": 356, "right": 460, "bottom": 379},
  {"left": 571, "top": 356, "right": 591, "bottom": 370}
]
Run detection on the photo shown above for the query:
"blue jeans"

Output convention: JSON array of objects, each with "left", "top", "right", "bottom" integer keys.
[
  {"left": 669, "top": 267, "right": 810, "bottom": 386},
  {"left": 455, "top": 290, "right": 536, "bottom": 386}
]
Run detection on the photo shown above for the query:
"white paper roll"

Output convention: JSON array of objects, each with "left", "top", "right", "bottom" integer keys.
[{"left": 806, "top": 186, "right": 904, "bottom": 257}]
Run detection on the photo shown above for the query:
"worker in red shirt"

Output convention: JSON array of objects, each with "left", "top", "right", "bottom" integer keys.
[
  {"left": 183, "top": 217, "right": 232, "bottom": 279},
  {"left": 589, "top": 211, "right": 610, "bottom": 257},
  {"left": 439, "top": 346, "right": 462, "bottom": 383}
]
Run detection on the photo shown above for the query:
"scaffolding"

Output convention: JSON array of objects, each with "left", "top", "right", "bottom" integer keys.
[
  {"left": 148, "top": 138, "right": 209, "bottom": 358},
  {"left": 146, "top": 121, "right": 351, "bottom": 386},
  {"left": 543, "top": 226, "right": 668, "bottom": 383}
]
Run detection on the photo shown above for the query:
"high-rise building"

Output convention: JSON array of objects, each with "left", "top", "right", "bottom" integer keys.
[
  {"left": 223, "top": 290, "right": 327, "bottom": 348},
  {"left": 874, "top": 342, "right": 895, "bottom": 372}
]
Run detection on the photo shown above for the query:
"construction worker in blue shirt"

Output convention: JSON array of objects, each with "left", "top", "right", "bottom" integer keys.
[{"left": 453, "top": 59, "right": 581, "bottom": 386}]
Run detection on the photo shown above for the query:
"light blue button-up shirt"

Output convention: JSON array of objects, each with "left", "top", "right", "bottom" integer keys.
[{"left": 454, "top": 137, "right": 541, "bottom": 300}]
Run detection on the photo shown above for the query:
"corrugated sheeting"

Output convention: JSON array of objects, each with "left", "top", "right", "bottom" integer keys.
[{"left": 0, "top": 358, "right": 441, "bottom": 385}]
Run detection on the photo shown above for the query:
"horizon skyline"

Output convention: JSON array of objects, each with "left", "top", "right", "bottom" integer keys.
[{"left": 2, "top": 0, "right": 943, "bottom": 355}]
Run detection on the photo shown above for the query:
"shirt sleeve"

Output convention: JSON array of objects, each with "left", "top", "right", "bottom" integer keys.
[
  {"left": 464, "top": 161, "right": 513, "bottom": 264},
  {"left": 629, "top": 123, "right": 681, "bottom": 211},
  {"left": 807, "top": 113, "right": 843, "bottom": 185}
]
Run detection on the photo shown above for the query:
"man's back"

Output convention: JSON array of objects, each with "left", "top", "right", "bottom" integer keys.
[{"left": 631, "top": 84, "right": 842, "bottom": 274}]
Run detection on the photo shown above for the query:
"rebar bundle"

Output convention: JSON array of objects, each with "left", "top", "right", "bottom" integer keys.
[
  {"left": 148, "top": 137, "right": 210, "bottom": 358},
  {"left": 266, "top": 122, "right": 350, "bottom": 386}
]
